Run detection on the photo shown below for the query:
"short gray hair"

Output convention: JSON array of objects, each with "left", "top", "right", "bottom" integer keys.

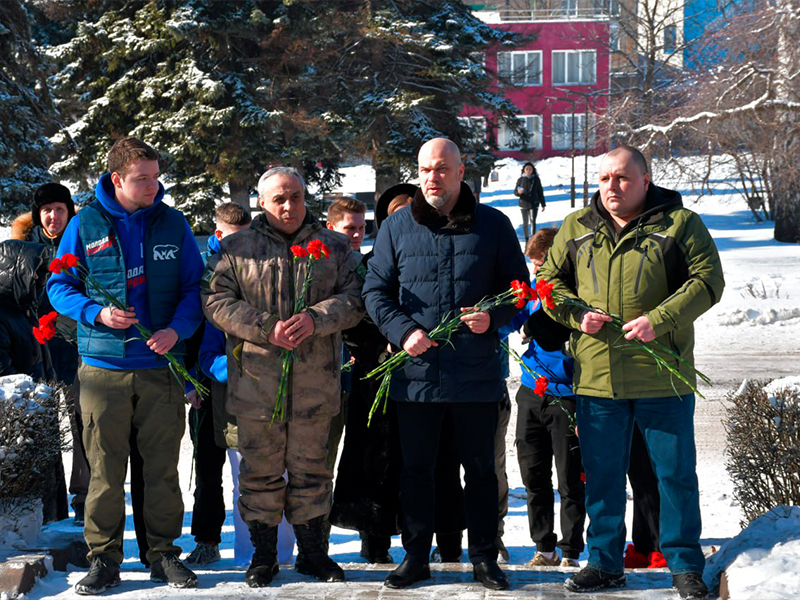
[{"left": 257, "top": 166, "right": 306, "bottom": 198}]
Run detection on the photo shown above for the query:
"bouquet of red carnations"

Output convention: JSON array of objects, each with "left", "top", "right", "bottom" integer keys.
[{"left": 272, "top": 239, "right": 330, "bottom": 423}]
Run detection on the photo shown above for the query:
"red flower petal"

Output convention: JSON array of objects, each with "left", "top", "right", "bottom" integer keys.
[
  {"left": 32, "top": 327, "right": 46, "bottom": 345},
  {"left": 48, "top": 258, "right": 63, "bottom": 274},
  {"left": 320, "top": 243, "right": 330, "bottom": 259},
  {"left": 61, "top": 253, "right": 79, "bottom": 268},
  {"left": 290, "top": 245, "right": 308, "bottom": 258},
  {"left": 533, "top": 376, "right": 549, "bottom": 396}
]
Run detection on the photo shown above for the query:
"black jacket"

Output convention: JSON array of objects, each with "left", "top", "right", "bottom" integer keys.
[
  {"left": 363, "top": 183, "right": 529, "bottom": 404},
  {"left": 514, "top": 173, "right": 546, "bottom": 209},
  {"left": 0, "top": 240, "right": 54, "bottom": 380}
]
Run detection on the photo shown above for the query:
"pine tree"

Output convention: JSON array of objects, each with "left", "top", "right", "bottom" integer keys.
[
  {"left": 44, "top": 1, "right": 524, "bottom": 228},
  {"left": 46, "top": 0, "right": 346, "bottom": 230},
  {"left": 325, "top": 0, "right": 523, "bottom": 196},
  {"left": 0, "top": 0, "right": 56, "bottom": 223}
]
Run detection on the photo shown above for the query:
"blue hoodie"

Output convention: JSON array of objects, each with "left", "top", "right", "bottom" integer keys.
[
  {"left": 510, "top": 298, "right": 575, "bottom": 398},
  {"left": 198, "top": 235, "right": 227, "bottom": 384},
  {"left": 47, "top": 173, "right": 204, "bottom": 370}
]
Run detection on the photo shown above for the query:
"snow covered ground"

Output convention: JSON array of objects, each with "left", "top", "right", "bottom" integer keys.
[{"left": 5, "top": 153, "right": 800, "bottom": 599}]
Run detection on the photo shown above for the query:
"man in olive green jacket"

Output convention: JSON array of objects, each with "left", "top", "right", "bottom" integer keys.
[
  {"left": 202, "top": 167, "right": 365, "bottom": 587},
  {"left": 539, "top": 147, "right": 724, "bottom": 600}
]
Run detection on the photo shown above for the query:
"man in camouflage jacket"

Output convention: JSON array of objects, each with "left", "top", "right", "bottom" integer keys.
[
  {"left": 539, "top": 146, "right": 724, "bottom": 600},
  {"left": 202, "top": 167, "right": 364, "bottom": 587}
]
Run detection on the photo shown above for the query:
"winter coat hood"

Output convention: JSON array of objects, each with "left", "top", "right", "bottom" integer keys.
[
  {"left": 10, "top": 212, "right": 34, "bottom": 241},
  {"left": 584, "top": 183, "right": 683, "bottom": 241},
  {"left": 95, "top": 172, "right": 165, "bottom": 219},
  {"left": 0, "top": 240, "right": 50, "bottom": 310}
]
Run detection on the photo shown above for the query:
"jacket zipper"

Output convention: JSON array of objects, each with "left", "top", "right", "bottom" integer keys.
[
  {"left": 586, "top": 246, "right": 599, "bottom": 294},
  {"left": 633, "top": 245, "right": 650, "bottom": 295}
]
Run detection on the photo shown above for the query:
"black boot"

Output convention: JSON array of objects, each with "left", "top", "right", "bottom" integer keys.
[
  {"left": 245, "top": 522, "right": 279, "bottom": 588},
  {"left": 293, "top": 515, "right": 345, "bottom": 582},
  {"left": 360, "top": 532, "right": 393, "bottom": 564}
]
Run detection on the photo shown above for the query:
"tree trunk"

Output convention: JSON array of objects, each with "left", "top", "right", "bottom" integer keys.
[
  {"left": 229, "top": 180, "right": 252, "bottom": 214},
  {"left": 771, "top": 1, "right": 800, "bottom": 243}
]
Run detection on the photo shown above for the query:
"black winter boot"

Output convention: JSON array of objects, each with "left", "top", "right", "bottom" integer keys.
[
  {"left": 245, "top": 522, "right": 279, "bottom": 588},
  {"left": 293, "top": 516, "right": 345, "bottom": 582}
]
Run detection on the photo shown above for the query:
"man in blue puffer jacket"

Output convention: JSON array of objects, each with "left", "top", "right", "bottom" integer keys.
[
  {"left": 510, "top": 228, "right": 585, "bottom": 570},
  {"left": 363, "top": 138, "right": 529, "bottom": 591},
  {"left": 48, "top": 138, "right": 203, "bottom": 595}
]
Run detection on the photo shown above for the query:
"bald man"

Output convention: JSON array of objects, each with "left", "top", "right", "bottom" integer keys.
[
  {"left": 539, "top": 146, "right": 724, "bottom": 600},
  {"left": 363, "top": 138, "right": 529, "bottom": 590}
]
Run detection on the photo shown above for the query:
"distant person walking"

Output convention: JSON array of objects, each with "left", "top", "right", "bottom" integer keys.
[{"left": 514, "top": 162, "right": 545, "bottom": 242}]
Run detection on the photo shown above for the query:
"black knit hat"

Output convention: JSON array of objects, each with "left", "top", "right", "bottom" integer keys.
[
  {"left": 31, "top": 183, "right": 75, "bottom": 227},
  {"left": 375, "top": 183, "right": 418, "bottom": 229}
]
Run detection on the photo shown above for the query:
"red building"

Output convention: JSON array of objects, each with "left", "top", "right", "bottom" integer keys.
[{"left": 463, "top": 5, "right": 612, "bottom": 160}]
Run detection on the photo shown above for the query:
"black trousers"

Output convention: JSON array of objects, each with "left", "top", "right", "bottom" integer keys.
[
  {"left": 515, "top": 386, "right": 585, "bottom": 558},
  {"left": 395, "top": 401, "right": 498, "bottom": 565},
  {"left": 628, "top": 422, "right": 661, "bottom": 554},
  {"left": 188, "top": 405, "right": 227, "bottom": 544}
]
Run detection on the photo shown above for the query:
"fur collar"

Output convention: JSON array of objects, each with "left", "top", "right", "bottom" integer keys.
[
  {"left": 10, "top": 212, "right": 34, "bottom": 241},
  {"left": 410, "top": 182, "right": 477, "bottom": 232}
]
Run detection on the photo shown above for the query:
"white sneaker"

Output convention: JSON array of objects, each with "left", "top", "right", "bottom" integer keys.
[
  {"left": 560, "top": 557, "right": 580, "bottom": 568},
  {"left": 527, "top": 551, "right": 560, "bottom": 567}
]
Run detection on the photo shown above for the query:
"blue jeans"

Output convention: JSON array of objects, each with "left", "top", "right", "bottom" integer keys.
[{"left": 576, "top": 394, "right": 704, "bottom": 575}]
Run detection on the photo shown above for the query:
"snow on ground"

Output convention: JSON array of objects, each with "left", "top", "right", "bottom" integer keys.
[{"left": 11, "top": 154, "right": 800, "bottom": 598}]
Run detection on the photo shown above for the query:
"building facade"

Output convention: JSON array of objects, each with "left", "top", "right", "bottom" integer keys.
[{"left": 464, "top": 1, "right": 613, "bottom": 160}]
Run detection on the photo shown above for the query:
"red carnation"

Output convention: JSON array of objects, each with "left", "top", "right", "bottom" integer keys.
[
  {"left": 290, "top": 245, "right": 308, "bottom": 258},
  {"left": 320, "top": 243, "right": 330, "bottom": 259},
  {"left": 49, "top": 258, "right": 64, "bottom": 274},
  {"left": 535, "top": 279, "right": 556, "bottom": 310},
  {"left": 514, "top": 297, "right": 526, "bottom": 309},
  {"left": 307, "top": 239, "right": 323, "bottom": 260},
  {"left": 62, "top": 253, "right": 79, "bottom": 269},
  {"left": 32, "top": 324, "right": 55, "bottom": 344},
  {"left": 39, "top": 311, "right": 58, "bottom": 329},
  {"left": 533, "top": 376, "right": 549, "bottom": 396}
]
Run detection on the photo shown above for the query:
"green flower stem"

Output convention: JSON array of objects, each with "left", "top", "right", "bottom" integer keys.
[
  {"left": 551, "top": 291, "right": 711, "bottom": 397},
  {"left": 63, "top": 265, "right": 209, "bottom": 399},
  {"left": 271, "top": 255, "right": 320, "bottom": 424},
  {"left": 365, "top": 287, "right": 525, "bottom": 427}
]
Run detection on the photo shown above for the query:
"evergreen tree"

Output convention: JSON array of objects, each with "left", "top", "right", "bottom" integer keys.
[
  {"left": 0, "top": 0, "right": 56, "bottom": 223},
  {"left": 46, "top": 0, "right": 346, "bottom": 230},
  {"left": 44, "top": 1, "right": 524, "bottom": 228},
  {"left": 326, "top": 0, "right": 524, "bottom": 195}
]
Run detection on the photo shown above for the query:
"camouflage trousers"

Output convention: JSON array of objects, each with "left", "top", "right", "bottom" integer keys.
[{"left": 237, "top": 414, "right": 333, "bottom": 527}]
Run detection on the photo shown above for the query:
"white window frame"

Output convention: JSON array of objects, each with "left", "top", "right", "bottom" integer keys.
[
  {"left": 609, "top": 22, "right": 620, "bottom": 52},
  {"left": 552, "top": 50, "right": 597, "bottom": 85},
  {"left": 663, "top": 24, "right": 677, "bottom": 54},
  {"left": 458, "top": 116, "right": 487, "bottom": 147},
  {"left": 497, "top": 51, "right": 543, "bottom": 86},
  {"left": 551, "top": 113, "right": 595, "bottom": 150},
  {"left": 498, "top": 115, "right": 542, "bottom": 151}
]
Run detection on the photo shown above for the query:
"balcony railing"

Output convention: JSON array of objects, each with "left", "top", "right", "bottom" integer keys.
[{"left": 496, "top": 7, "right": 618, "bottom": 21}]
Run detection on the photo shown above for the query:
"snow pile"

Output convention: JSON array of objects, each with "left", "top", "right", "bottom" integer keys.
[{"left": 704, "top": 506, "right": 800, "bottom": 600}]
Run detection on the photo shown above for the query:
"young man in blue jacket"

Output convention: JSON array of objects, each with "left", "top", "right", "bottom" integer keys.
[
  {"left": 48, "top": 138, "right": 204, "bottom": 595},
  {"left": 363, "top": 138, "right": 529, "bottom": 591},
  {"left": 511, "top": 228, "right": 585, "bottom": 569}
]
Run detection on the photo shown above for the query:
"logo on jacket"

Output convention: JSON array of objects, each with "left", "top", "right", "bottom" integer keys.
[
  {"left": 86, "top": 234, "right": 115, "bottom": 256},
  {"left": 153, "top": 244, "right": 179, "bottom": 261}
]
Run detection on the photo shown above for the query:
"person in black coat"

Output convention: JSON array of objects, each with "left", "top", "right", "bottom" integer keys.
[
  {"left": 0, "top": 240, "right": 54, "bottom": 380},
  {"left": 12, "top": 183, "right": 82, "bottom": 524},
  {"left": 363, "top": 139, "right": 528, "bottom": 591},
  {"left": 514, "top": 162, "right": 546, "bottom": 242},
  {"left": 0, "top": 239, "right": 68, "bottom": 523}
]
